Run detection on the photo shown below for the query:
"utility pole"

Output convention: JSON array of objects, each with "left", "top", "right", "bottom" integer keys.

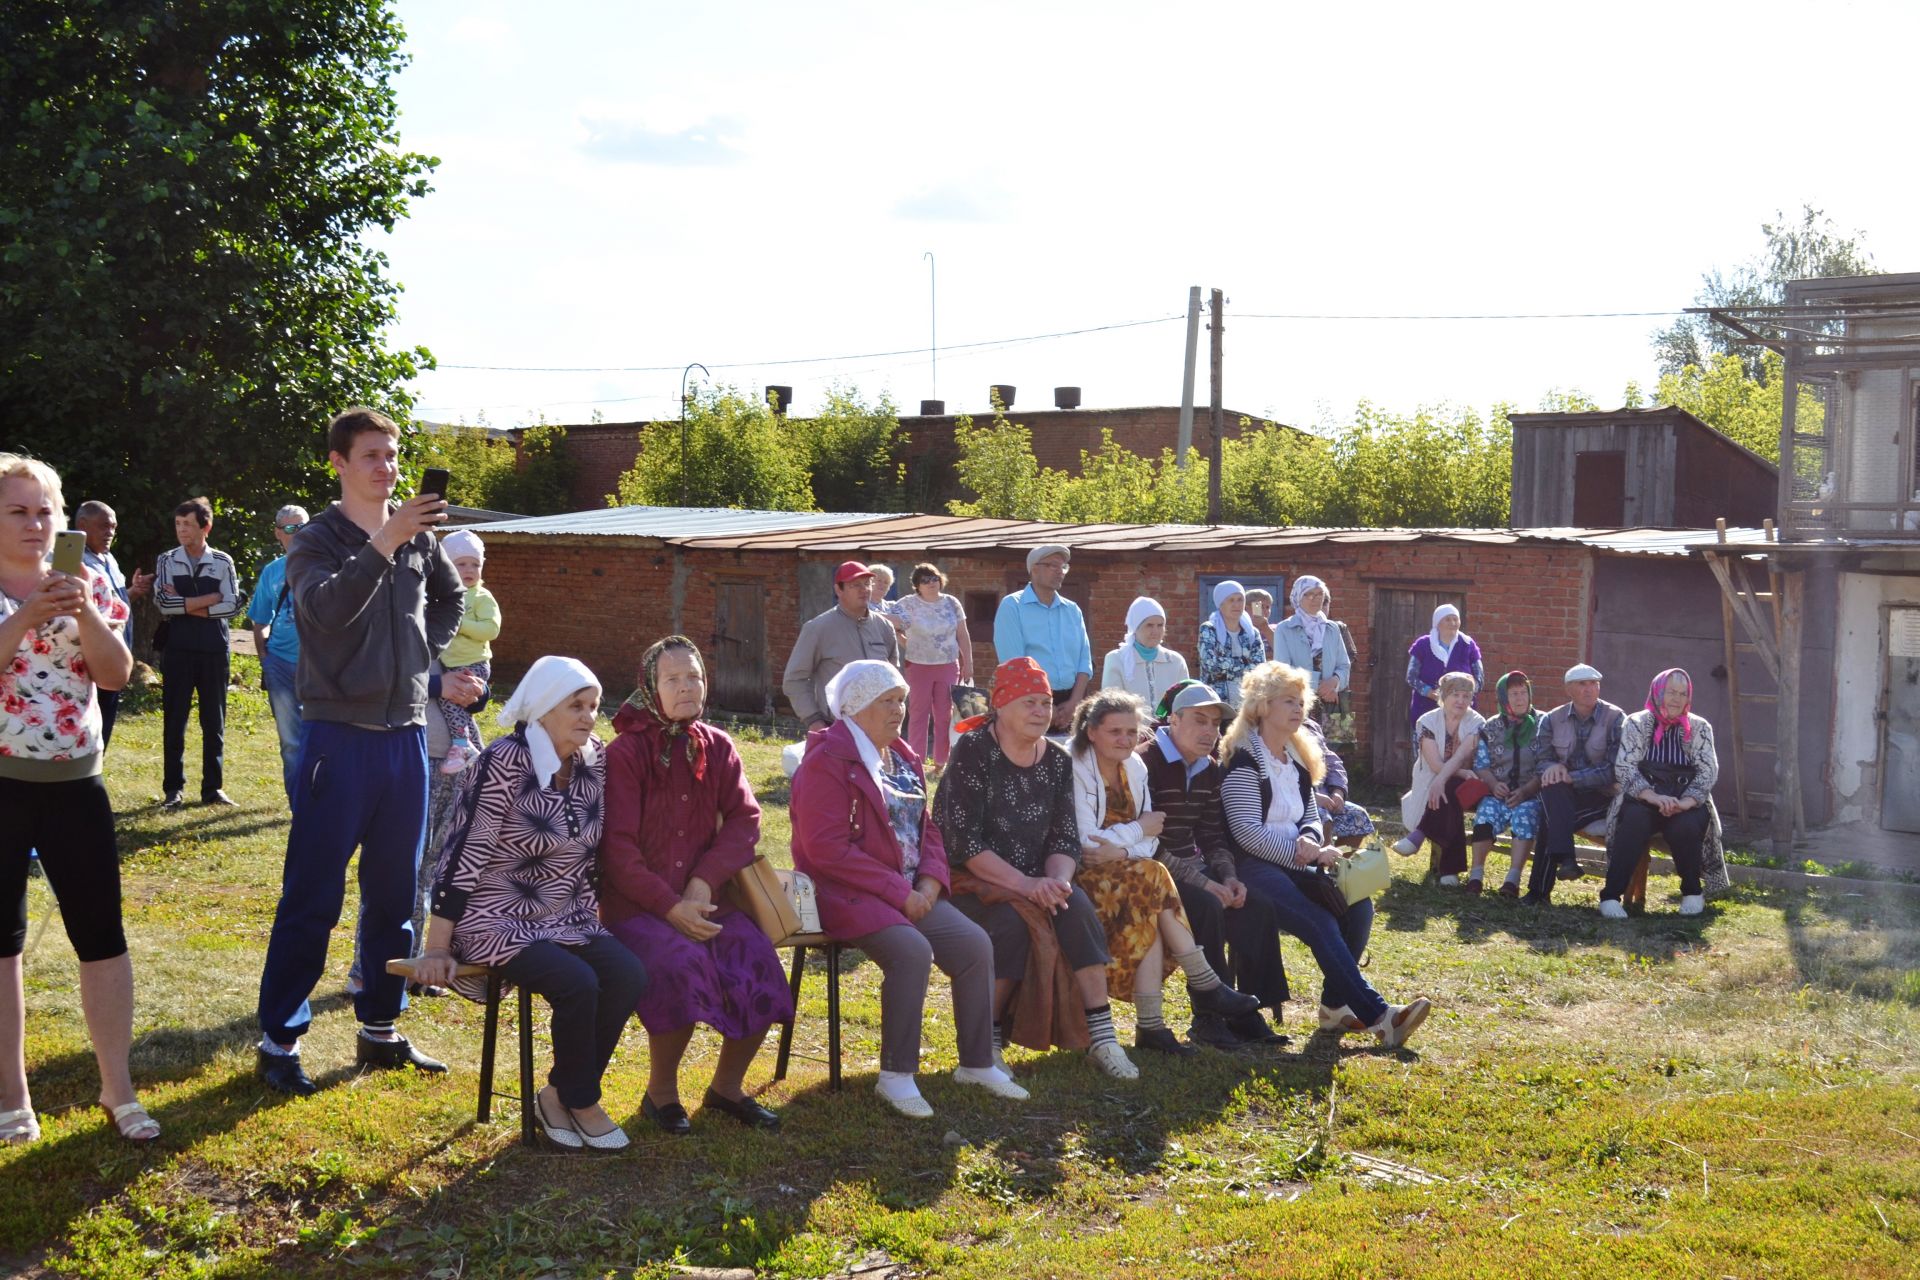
[
  {"left": 1207, "top": 288, "right": 1224, "bottom": 523},
  {"left": 1177, "top": 285, "right": 1201, "bottom": 467}
]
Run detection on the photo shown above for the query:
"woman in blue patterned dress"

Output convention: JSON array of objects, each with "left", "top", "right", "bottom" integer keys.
[
  {"left": 416, "top": 655, "right": 649, "bottom": 1152},
  {"left": 1468, "top": 671, "right": 1546, "bottom": 897}
]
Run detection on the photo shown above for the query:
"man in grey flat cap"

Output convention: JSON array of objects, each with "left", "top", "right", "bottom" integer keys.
[
  {"left": 1527, "top": 663, "right": 1625, "bottom": 903},
  {"left": 992, "top": 543, "right": 1092, "bottom": 733}
]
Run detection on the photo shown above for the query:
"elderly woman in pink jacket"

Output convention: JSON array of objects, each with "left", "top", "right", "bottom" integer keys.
[{"left": 790, "top": 660, "right": 1029, "bottom": 1118}]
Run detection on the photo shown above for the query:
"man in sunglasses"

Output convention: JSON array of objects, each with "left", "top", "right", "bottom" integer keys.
[{"left": 247, "top": 504, "right": 311, "bottom": 803}]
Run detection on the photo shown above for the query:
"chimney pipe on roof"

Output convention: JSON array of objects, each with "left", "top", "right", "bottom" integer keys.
[
  {"left": 765, "top": 386, "right": 793, "bottom": 416},
  {"left": 1054, "top": 386, "right": 1081, "bottom": 410},
  {"left": 989, "top": 384, "right": 1016, "bottom": 410},
  {"left": 919, "top": 399, "right": 945, "bottom": 415}
]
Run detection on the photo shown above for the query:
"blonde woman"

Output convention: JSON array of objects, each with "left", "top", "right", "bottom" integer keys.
[{"left": 1218, "top": 663, "right": 1431, "bottom": 1049}]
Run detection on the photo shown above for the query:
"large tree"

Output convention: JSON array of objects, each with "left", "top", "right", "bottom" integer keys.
[{"left": 0, "top": 0, "right": 435, "bottom": 580}]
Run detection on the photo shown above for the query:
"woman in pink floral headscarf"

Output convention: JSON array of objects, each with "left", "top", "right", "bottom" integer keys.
[{"left": 1598, "top": 668, "right": 1728, "bottom": 920}]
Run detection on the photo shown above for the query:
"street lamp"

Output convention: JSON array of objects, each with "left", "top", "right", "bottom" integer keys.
[{"left": 679, "top": 362, "right": 710, "bottom": 507}]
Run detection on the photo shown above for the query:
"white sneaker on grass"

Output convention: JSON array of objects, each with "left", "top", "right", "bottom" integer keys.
[
  {"left": 1087, "top": 1042, "right": 1139, "bottom": 1080},
  {"left": 1392, "top": 836, "right": 1421, "bottom": 856},
  {"left": 1318, "top": 1004, "right": 1366, "bottom": 1034},
  {"left": 875, "top": 1079, "right": 934, "bottom": 1119},
  {"left": 952, "top": 1065, "right": 1030, "bottom": 1101},
  {"left": 1678, "top": 894, "right": 1705, "bottom": 916},
  {"left": 1372, "top": 997, "right": 1433, "bottom": 1049},
  {"left": 1598, "top": 899, "right": 1629, "bottom": 919},
  {"left": 1438, "top": 874, "right": 1459, "bottom": 886}
]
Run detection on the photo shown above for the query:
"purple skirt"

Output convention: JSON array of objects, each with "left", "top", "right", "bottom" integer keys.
[{"left": 605, "top": 907, "right": 794, "bottom": 1038}]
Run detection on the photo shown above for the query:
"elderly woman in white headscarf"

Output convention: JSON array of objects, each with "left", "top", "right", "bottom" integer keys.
[
  {"left": 1100, "top": 596, "right": 1191, "bottom": 709},
  {"left": 415, "top": 655, "right": 649, "bottom": 1153},
  {"left": 1196, "top": 580, "right": 1267, "bottom": 709},
  {"left": 791, "top": 660, "right": 1027, "bottom": 1118},
  {"left": 1270, "top": 576, "right": 1352, "bottom": 716}
]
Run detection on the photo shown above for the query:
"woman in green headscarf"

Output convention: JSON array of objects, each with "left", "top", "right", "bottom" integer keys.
[{"left": 1468, "top": 671, "right": 1546, "bottom": 897}]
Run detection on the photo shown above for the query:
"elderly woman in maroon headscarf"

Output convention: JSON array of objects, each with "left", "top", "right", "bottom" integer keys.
[
  {"left": 602, "top": 635, "right": 793, "bottom": 1135},
  {"left": 1598, "top": 668, "right": 1727, "bottom": 920}
]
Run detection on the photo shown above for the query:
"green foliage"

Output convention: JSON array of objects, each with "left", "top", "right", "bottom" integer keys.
[
  {"left": 950, "top": 405, "right": 1511, "bottom": 528},
  {"left": 785, "top": 385, "right": 908, "bottom": 512},
  {"left": 1654, "top": 350, "right": 1810, "bottom": 464},
  {"left": 0, "top": 0, "right": 437, "bottom": 580},
  {"left": 611, "top": 385, "right": 814, "bottom": 511},
  {"left": 417, "top": 420, "right": 576, "bottom": 515},
  {"left": 1652, "top": 205, "right": 1876, "bottom": 379}
]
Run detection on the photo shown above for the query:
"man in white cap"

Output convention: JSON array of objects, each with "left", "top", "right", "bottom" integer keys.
[
  {"left": 782, "top": 560, "right": 901, "bottom": 730},
  {"left": 992, "top": 543, "right": 1092, "bottom": 733},
  {"left": 1528, "top": 662, "right": 1625, "bottom": 902}
]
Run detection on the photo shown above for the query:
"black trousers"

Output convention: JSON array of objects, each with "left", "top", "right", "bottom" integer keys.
[
  {"left": 0, "top": 775, "right": 127, "bottom": 961},
  {"left": 97, "top": 688, "right": 119, "bottom": 748},
  {"left": 1603, "top": 801, "right": 1711, "bottom": 901},
  {"left": 162, "top": 647, "right": 227, "bottom": 797},
  {"left": 500, "top": 934, "right": 650, "bottom": 1109},
  {"left": 1175, "top": 877, "right": 1290, "bottom": 1010}
]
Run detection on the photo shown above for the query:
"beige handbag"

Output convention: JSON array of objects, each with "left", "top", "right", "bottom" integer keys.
[{"left": 726, "top": 856, "right": 805, "bottom": 944}]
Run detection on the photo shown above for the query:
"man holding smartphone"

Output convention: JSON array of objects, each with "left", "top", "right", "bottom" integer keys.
[
  {"left": 255, "top": 409, "right": 464, "bottom": 1094},
  {"left": 154, "top": 497, "right": 243, "bottom": 807}
]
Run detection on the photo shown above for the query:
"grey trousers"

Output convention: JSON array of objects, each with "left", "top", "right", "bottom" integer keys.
[{"left": 850, "top": 898, "right": 996, "bottom": 1074}]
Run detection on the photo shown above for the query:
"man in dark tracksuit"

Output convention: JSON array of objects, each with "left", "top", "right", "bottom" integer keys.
[
  {"left": 154, "top": 497, "right": 243, "bottom": 806},
  {"left": 255, "top": 408, "right": 463, "bottom": 1094}
]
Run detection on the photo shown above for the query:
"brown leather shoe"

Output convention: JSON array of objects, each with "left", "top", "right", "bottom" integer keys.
[
  {"left": 1497, "top": 881, "right": 1521, "bottom": 899},
  {"left": 1463, "top": 879, "right": 1484, "bottom": 895}
]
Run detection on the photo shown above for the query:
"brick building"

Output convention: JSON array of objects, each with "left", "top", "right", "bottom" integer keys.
[{"left": 459, "top": 508, "right": 1816, "bottom": 817}]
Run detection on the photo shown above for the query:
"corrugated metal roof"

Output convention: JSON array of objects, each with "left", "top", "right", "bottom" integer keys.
[{"left": 458, "top": 506, "right": 889, "bottom": 540}]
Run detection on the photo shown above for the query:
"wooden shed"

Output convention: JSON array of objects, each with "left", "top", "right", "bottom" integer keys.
[{"left": 1508, "top": 406, "right": 1778, "bottom": 529}]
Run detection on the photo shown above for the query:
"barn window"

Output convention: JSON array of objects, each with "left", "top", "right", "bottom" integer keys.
[
  {"left": 964, "top": 589, "right": 1000, "bottom": 629},
  {"left": 1573, "top": 451, "right": 1627, "bottom": 526}
]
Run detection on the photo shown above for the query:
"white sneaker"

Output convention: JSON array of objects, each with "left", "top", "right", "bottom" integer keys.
[
  {"left": 1372, "top": 997, "right": 1433, "bottom": 1049},
  {"left": 1317, "top": 1003, "right": 1365, "bottom": 1033},
  {"left": 1678, "top": 894, "right": 1704, "bottom": 916},
  {"left": 1087, "top": 1041, "right": 1139, "bottom": 1080},
  {"left": 952, "top": 1065, "right": 1030, "bottom": 1101},
  {"left": 875, "top": 1080, "right": 934, "bottom": 1119},
  {"left": 1598, "top": 899, "right": 1629, "bottom": 919},
  {"left": 1392, "top": 836, "right": 1421, "bottom": 856},
  {"left": 1438, "top": 874, "right": 1459, "bottom": 886}
]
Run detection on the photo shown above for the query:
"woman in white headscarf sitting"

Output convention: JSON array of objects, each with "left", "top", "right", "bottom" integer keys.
[
  {"left": 1197, "top": 580, "right": 1267, "bottom": 710},
  {"left": 1099, "top": 596, "right": 1190, "bottom": 710},
  {"left": 1269, "top": 576, "right": 1352, "bottom": 721},
  {"left": 414, "top": 656, "right": 649, "bottom": 1153},
  {"left": 791, "top": 660, "right": 1028, "bottom": 1118}
]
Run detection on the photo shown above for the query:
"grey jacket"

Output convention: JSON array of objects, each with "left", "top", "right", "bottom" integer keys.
[
  {"left": 289, "top": 501, "right": 464, "bottom": 728},
  {"left": 781, "top": 605, "right": 900, "bottom": 726}
]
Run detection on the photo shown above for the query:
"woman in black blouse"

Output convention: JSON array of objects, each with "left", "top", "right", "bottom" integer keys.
[{"left": 934, "top": 657, "right": 1137, "bottom": 1080}]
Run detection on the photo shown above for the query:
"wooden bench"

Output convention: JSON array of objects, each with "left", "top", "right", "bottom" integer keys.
[
  {"left": 1427, "top": 822, "right": 1659, "bottom": 909},
  {"left": 771, "top": 933, "right": 844, "bottom": 1092},
  {"left": 388, "top": 957, "right": 538, "bottom": 1147}
]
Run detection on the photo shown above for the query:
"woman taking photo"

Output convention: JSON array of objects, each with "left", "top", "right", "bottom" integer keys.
[
  {"left": 1069, "top": 689, "right": 1260, "bottom": 1057},
  {"left": 1219, "top": 663, "right": 1431, "bottom": 1049},
  {"left": 1197, "top": 581, "right": 1266, "bottom": 710},
  {"left": 1393, "top": 672, "right": 1486, "bottom": 885},
  {"left": 1404, "top": 604, "right": 1483, "bottom": 740},
  {"left": 791, "top": 660, "right": 1026, "bottom": 1117},
  {"left": 0, "top": 453, "right": 151, "bottom": 1144},
  {"left": 1100, "top": 597, "right": 1189, "bottom": 710},
  {"left": 417, "top": 655, "right": 647, "bottom": 1151},
  {"left": 602, "top": 636, "right": 792, "bottom": 1134},
  {"left": 894, "top": 563, "right": 971, "bottom": 770}
]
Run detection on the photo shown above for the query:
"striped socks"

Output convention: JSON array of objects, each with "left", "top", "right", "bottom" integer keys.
[
  {"left": 1085, "top": 1003, "right": 1118, "bottom": 1049},
  {"left": 1172, "top": 947, "right": 1222, "bottom": 991},
  {"left": 1135, "top": 986, "right": 1166, "bottom": 1032}
]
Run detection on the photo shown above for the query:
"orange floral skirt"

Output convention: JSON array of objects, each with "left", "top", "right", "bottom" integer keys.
[{"left": 1073, "top": 856, "right": 1189, "bottom": 1000}]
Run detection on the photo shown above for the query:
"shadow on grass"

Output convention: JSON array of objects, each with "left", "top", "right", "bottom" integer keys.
[
  {"left": 1370, "top": 872, "right": 1712, "bottom": 964},
  {"left": 115, "top": 808, "right": 290, "bottom": 852},
  {"left": 1780, "top": 891, "right": 1920, "bottom": 1004}
]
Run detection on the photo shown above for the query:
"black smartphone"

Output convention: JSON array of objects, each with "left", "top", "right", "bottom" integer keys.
[
  {"left": 51, "top": 529, "right": 86, "bottom": 576},
  {"left": 420, "top": 467, "right": 452, "bottom": 502}
]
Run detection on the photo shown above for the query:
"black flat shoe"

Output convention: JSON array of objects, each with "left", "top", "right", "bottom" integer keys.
[
  {"left": 1226, "top": 1010, "right": 1290, "bottom": 1046},
  {"left": 642, "top": 1093, "right": 691, "bottom": 1136},
  {"left": 702, "top": 1087, "right": 780, "bottom": 1131},
  {"left": 354, "top": 1033, "right": 447, "bottom": 1074},
  {"left": 257, "top": 1048, "right": 318, "bottom": 1096},
  {"left": 1186, "top": 1011, "right": 1243, "bottom": 1049},
  {"left": 1134, "top": 1026, "right": 1198, "bottom": 1057},
  {"left": 1558, "top": 860, "right": 1584, "bottom": 880},
  {"left": 1188, "top": 982, "right": 1263, "bottom": 1018}
]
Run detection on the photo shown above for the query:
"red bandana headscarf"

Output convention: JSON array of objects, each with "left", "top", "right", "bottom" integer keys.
[
  {"left": 1646, "top": 667, "right": 1693, "bottom": 746},
  {"left": 991, "top": 656, "right": 1053, "bottom": 709}
]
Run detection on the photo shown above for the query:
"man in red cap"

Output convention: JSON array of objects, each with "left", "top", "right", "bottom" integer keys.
[{"left": 781, "top": 560, "right": 901, "bottom": 729}]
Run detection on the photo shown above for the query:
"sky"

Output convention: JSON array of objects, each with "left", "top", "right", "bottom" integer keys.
[{"left": 385, "top": 0, "right": 1920, "bottom": 432}]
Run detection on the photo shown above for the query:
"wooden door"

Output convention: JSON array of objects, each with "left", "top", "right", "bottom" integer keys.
[
  {"left": 711, "top": 581, "right": 769, "bottom": 715},
  {"left": 1370, "top": 587, "right": 1464, "bottom": 785}
]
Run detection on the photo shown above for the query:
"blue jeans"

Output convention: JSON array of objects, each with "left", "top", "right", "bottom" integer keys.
[
  {"left": 258, "top": 722, "right": 428, "bottom": 1044},
  {"left": 260, "top": 651, "right": 305, "bottom": 802},
  {"left": 1234, "top": 856, "right": 1386, "bottom": 1026}
]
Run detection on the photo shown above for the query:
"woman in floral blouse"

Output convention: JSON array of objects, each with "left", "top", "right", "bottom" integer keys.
[
  {"left": 417, "top": 655, "right": 647, "bottom": 1151},
  {"left": 0, "top": 453, "right": 149, "bottom": 1146},
  {"left": 894, "top": 563, "right": 971, "bottom": 767}
]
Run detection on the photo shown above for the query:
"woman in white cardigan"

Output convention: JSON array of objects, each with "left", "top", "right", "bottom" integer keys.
[
  {"left": 1068, "top": 689, "right": 1261, "bottom": 1057},
  {"left": 1099, "top": 597, "right": 1191, "bottom": 710}
]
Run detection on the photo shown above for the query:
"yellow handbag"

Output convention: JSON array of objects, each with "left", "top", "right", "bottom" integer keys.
[{"left": 1333, "top": 845, "right": 1391, "bottom": 905}]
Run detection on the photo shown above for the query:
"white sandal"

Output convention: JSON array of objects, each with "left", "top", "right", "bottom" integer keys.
[
  {"left": 102, "top": 1100, "right": 161, "bottom": 1143},
  {"left": 0, "top": 1106, "right": 39, "bottom": 1145}
]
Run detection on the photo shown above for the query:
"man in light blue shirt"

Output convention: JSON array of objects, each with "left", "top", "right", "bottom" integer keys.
[
  {"left": 246, "top": 504, "right": 309, "bottom": 802},
  {"left": 993, "top": 543, "right": 1093, "bottom": 732}
]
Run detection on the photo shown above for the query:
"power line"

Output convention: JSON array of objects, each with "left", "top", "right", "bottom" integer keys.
[
  {"left": 436, "top": 314, "right": 1186, "bottom": 373},
  {"left": 1238, "top": 309, "right": 1686, "bottom": 320}
]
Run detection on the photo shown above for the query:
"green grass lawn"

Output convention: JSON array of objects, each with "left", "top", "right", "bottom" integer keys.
[{"left": 4, "top": 664, "right": 1917, "bottom": 1278}]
